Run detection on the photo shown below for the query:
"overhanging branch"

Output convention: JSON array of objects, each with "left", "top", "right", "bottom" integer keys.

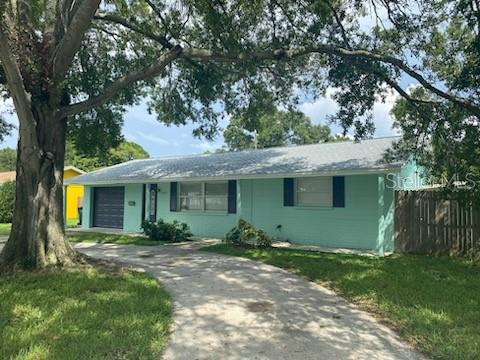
[
  {"left": 0, "top": 22, "right": 38, "bottom": 150},
  {"left": 94, "top": 13, "right": 173, "bottom": 49},
  {"left": 182, "top": 46, "right": 480, "bottom": 117},
  {"left": 61, "top": 43, "right": 480, "bottom": 119},
  {"left": 60, "top": 46, "right": 182, "bottom": 117}
]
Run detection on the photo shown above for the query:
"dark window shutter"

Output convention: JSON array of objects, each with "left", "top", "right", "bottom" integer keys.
[
  {"left": 141, "top": 184, "right": 146, "bottom": 222},
  {"left": 332, "top": 176, "right": 345, "bottom": 208},
  {"left": 227, "top": 180, "right": 237, "bottom": 213},
  {"left": 283, "top": 178, "right": 294, "bottom": 206},
  {"left": 170, "top": 182, "right": 178, "bottom": 212},
  {"left": 149, "top": 184, "right": 158, "bottom": 221}
]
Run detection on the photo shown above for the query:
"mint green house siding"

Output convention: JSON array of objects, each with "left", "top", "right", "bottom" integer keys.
[
  {"left": 82, "top": 186, "right": 92, "bottom": 229},
  {"left": 238, "top": 176, "right": 386, "bottom": 250},
  {"left": 123, "top": 184, "right": 144, "bottom": 232},
  {"left": 81, "top": 174, "right": 397, "bottom": 252}
]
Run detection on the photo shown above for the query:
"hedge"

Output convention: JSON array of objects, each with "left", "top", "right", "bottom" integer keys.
[{"left": 0, "top": 180, "right": 15, "bottom": 223}]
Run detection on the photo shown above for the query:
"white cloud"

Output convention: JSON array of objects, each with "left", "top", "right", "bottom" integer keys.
[
  {"left": 371, "top": 89, "right": 401, "bottom": 136},
  {"left": 191, "top": 140, "right": 222, "bottom": 153},
  {"left": 299, "top": 87, "right": 400, "bottom": 137},
  {"left": 299, "top": 89, "right": 339, "bottom": 124},
  {"left": 0, "top": 97, "right": 14, "bottom": 113},
  {"left": 135, "top": 130, "right": 179, "bottom": 147}
]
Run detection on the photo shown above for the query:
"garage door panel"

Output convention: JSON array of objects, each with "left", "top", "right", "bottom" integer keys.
[{"left": 93, "top": 187, "right": 124, "bottom": 229}]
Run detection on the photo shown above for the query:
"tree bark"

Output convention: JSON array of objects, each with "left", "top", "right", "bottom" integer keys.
[{"left": 0, "top": 102, "right": 78, "bottom": 271}]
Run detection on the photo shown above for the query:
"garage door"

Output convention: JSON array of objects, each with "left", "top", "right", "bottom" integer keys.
[{"left": 93, "top": 187, "right": 125, "bottom": 229}]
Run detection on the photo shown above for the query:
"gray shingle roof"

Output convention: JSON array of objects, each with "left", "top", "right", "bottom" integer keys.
[{"left": 67, "top": 136, "right": 402, "bottom": 185}]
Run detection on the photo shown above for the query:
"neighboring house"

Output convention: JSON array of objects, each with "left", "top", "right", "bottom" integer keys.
[
  {"left": 64, "top": 166, "right": 86, "bottom": 225},
  {"left": 66, "top": 136, "right": 421, "bottom": 254},
  {"left": 0, "top": 166, "right": 86, "bottom": 225}
]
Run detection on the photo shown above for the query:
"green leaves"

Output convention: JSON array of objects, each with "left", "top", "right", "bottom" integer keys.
[
  {"left": 223, "top": 109, "right": 336, "bottom": 151},
  {"left": 65, "top": 140, "right": 150, "bottom": 172}
]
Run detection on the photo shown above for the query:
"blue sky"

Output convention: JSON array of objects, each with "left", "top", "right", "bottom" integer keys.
[{"left": 0, "top": 88, "right": 401, "bottom": 158}]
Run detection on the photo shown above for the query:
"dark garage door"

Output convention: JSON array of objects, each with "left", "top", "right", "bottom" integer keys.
[{"left": 93, "top": 187, "right": 125, "bottom": 229}]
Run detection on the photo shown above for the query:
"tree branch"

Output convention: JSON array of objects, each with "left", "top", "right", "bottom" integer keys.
[
  {"left": 93, "top": 12, "right": 173, "bottom": 49},
  {"left": 0, "top": 21, "right": 40, "bottom": 154},
  {"left": 62, "top": 43, "right": 480, "bottom": 119},
  {"left": 323, "top": 0, "right": 351, "bottom": 49},
  {"left": 52, "top": 0, "right": 101, "bottom": 83},
  {"left": 60, "top": 46, "right": 182, "bottom": 117},
  {"left": 182, "top": 46, "right": 480, "bottom": 117},
  {"left": 0, "top": 24, "right": 35, "bottom": 126}
]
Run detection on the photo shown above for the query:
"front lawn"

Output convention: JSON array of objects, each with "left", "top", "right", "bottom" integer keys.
[
  {"left": 202, "top": 244, "right": 480, "bottom": 360},
  {"left": 68, "top": 232, "right": 162, "bottom": 246},
  {"left": 0, "top": 267, "right": 172, "bottom": 360},
  {"left": 0, "top": 223, "right": 11, "bottom": 236}
]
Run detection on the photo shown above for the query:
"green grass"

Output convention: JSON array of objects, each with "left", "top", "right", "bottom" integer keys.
[
  {"left": 0, "top": 223, "right": 11, "bottom": 236},
  {"left": 0, "top": 267, "right": 172, "bottom": 360},
  {"left": 202, "top": 244, "right": 480, "bottom": 360},
  {"left": 68, "top": 232, "right": 163, "bottom": 246}
]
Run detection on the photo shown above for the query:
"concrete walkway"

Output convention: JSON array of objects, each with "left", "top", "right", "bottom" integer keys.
[{"left": 73, "top": 241, "right": 424, "bottom": 360}]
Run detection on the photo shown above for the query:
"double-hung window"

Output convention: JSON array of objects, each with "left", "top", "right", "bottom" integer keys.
[
  {"left": 179, "top": 182, "right": 203, "bottom": 210},
  {"left": 296, "top": 177, "right": 332, "bottom": 207},
  {"left": 179, "top": 181, "right": 228, "bottom": 211}
]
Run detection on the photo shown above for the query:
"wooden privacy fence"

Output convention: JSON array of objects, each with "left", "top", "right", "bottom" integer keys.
[{"left": 395, "top": 191, "right": 480, "bottom": 256}]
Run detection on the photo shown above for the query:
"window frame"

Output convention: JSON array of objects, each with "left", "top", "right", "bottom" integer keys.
[
  {"left": 295, "top": 176, "right": 333, "bottom": 208},
  {"left": 178, "top": 181, "right": 229, "bottom": 212}
]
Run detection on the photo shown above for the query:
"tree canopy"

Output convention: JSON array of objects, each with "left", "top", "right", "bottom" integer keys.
[
  {"left": 0, "top": 141, "right": 149, "bottom": 173},
  {"left": 223, "top": 110, "right": 340, "bottom": 151}
]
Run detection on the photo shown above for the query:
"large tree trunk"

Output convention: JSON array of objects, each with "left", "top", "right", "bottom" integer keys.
[{"left": 0, "top": 102, "right": 78, "bottom": 271}]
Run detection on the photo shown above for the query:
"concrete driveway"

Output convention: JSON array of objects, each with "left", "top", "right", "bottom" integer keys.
[{"left": 73, "top": 241, "right": 424, "bottom": 360}]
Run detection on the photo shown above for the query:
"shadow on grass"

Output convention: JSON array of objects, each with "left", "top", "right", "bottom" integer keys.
[
  {"left": 0, "top": 268, "right": 172, "bottom": 360},
  {"left": 67, "top": 232, "right": 164, "bottom": 246},
  {"left": 202, "top": 244, "right": 480, "bottom": 360}
]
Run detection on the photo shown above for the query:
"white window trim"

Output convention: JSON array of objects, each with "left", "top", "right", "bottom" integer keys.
[
  {"left": 295, "top": 176, "right": 333, "bottom": 208},
  {"left": 178, "top": 181, "right": 228, "bottom": 212}
]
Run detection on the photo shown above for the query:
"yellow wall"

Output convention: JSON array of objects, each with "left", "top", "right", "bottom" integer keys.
[{"left": 64, "top": 169, "right": 84, "bottom": 225}]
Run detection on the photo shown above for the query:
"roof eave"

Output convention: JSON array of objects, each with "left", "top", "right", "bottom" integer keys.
[{"left": 65, "top": 165, "right": 403, "bottom": 186}]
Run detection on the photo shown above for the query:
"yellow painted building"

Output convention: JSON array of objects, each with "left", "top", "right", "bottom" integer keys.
[{"left": 64, "top": 166, "right": 86, "bottom": 225}]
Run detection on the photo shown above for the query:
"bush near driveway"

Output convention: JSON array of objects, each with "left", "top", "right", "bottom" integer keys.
[
  {"left": 225, "top": 219, "right": 272, "bottom": 248},
  {"left": 141, "top": 219, "right": 192, "bottom": 242},
  {"left": 0, "top": 267, "right": 172, "bottom": 360},
  {"left": 202, "top": 244, "right": 480, "bottom": 360}
]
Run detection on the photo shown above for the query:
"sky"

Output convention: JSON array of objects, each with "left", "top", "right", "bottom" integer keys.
[{"left": 0, "top": 87, "right": 402, "bottom": 158}]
